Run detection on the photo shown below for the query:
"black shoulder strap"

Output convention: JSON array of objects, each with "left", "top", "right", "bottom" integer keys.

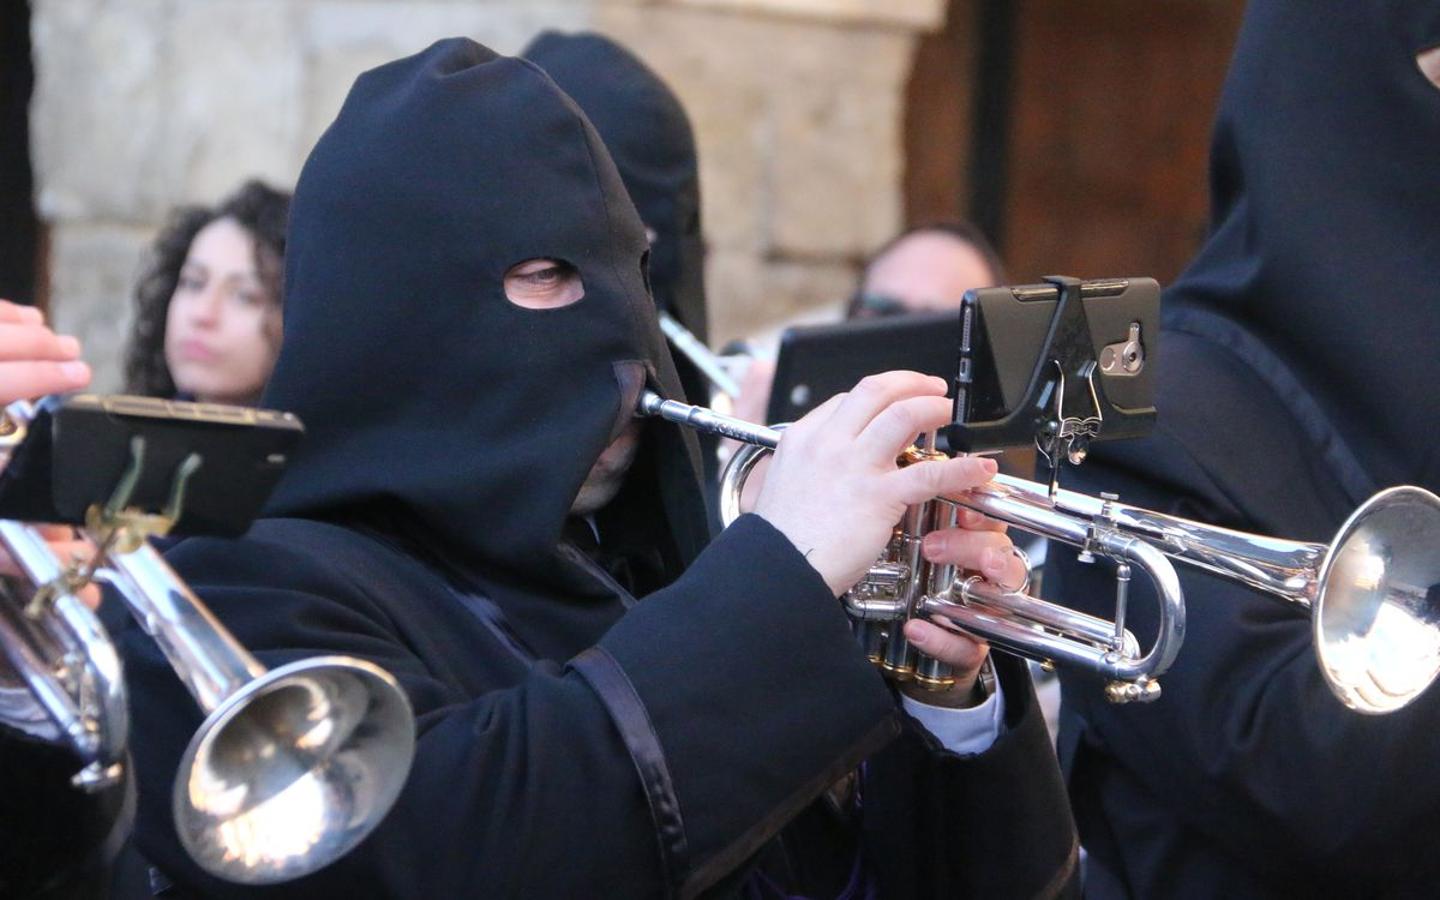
[{"left": 1165, "top": 307, "right": 1377, "bottom": 506}]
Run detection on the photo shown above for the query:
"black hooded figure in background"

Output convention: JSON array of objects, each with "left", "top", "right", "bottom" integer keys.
[
  {"left": 1044, "top": 2, "right": 1440, "bottom": 897},
  {"left": 523, "top": 31, "right": 724, "bottom": 510},
  {"left": 113, "top": 38, "right": 1078, "bottom": 898}
]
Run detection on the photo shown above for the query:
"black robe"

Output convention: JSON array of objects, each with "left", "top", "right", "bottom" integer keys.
[
  {"left": 116, "top": 515, "right": 1076, "bottom": 898},
  {"left": 0, "top": 729, "right": 132, "bottom": 898},
  {"left": 112, "top": 38, "right": 1077, "bottom": 898},
  {"left": 1045, "top": 3, "right": 1440, "bottom": 896}
]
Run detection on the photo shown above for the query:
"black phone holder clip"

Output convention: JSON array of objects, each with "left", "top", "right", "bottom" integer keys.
[{"left": 941, "top": 276, "right": 1156, "bottom": 495}]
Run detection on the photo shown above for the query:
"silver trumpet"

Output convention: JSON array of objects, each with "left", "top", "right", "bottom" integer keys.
[
  {"left": 0, "top": 400, "right": 416, "bottom": 884},
  {"left": 640, "top": 391, "right": 1440, "bottom": 713}
]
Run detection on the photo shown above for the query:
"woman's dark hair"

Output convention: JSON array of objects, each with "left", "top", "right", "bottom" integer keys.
[
  {"left": 845, "top": 220, "right": 1007, "bottom": 319},
  {"left": 124, "top": 179, "right": 291, "bottom": 396}
]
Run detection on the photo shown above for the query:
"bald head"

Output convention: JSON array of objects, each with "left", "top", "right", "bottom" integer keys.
[{"left": 856, "top": 229, "right": 1000, "bottom": 318}]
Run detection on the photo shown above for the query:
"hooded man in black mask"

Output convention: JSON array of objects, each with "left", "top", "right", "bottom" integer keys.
[
  {"left": 113, "top": 38, "right": 1077, "bottom": 898},
  {"left": 1044, "top": 2, "right": 1440, "bottom": 896}
]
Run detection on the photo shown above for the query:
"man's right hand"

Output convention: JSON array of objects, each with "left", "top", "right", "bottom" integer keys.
[
  {"left": 0, "top": 300, "right": 91, "bottom": 405},
  {"left": 752, "top": 371, "right": 999, "bottom": 597}
]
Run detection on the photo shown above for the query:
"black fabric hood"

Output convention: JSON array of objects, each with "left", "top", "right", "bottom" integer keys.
[
  {"left": 262, "top": 38, "right": 709, "bottom": 657},
  {"left": 1163, "top": 0, "right": 1440, "bottom": 495},
  {"left": 522, "top": 32, "right": 709, "bottom": 393}
]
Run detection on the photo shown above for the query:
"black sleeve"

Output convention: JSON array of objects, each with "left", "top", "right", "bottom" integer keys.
[
  {"left": 116, "top": 514, "right": 898, "bottom": 899},
  {"left": 1047, "top": 461, "right": 1440, "bottom": 886},
  {"left": 0, "top": 729, "right": 132, "bottom": 899},
  {"left": 862, "top": 654, "right": 1080, "bottom": 899}
]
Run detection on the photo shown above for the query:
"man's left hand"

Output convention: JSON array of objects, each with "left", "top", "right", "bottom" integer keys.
[{"left": 898, "top": 507, "right": 1025, "bottom": 707}]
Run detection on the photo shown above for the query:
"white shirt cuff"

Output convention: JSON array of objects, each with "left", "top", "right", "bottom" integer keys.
[{"left": 900, "top": 673, "right": 1006, "bottom": 755}]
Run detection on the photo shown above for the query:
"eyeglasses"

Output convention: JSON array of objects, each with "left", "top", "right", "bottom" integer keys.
[{"left": 850, "top": 293, "right": 911, "bottom": 318}]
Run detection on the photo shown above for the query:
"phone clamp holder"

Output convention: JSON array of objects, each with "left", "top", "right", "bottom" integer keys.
[{"left": 942, "top": 275, "right": 1157, "bottom": 497}]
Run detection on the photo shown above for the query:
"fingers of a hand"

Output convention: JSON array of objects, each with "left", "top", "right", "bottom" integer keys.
[
  {"left": 0, "top": 359, "right": 92, "bottom": 404},
  {"left": 955, "top": 504, "right": 1009, "bottom": 533},
  {"left": 0, "top": 538, "right": 92, "bottom": 581},
  {"left": 77, "top": 583, "right": 103, "bottom": 611},
  {"left": 855, "top": 395, "right": 952, "bottom": 461},
  {"left": 886, "top": 455, "right": 997, "bottom": 507},
  {"left": 0, "top": 323, "right": 80, "bottom": 363},
  {"left": 0, "top": 301, "right": 43, "bottom": 325},
  {"left": 780, "top": 392, "right": 845, "bottom": 445},
  {"left": 825, "top": 371, "right": 947, "bottom": 437},
  {"left": 904, "top": 618, "right": 989, "bottom": 675},
  {"left": 922, "top": 527, "right": 1014, "bottom": 575},
  {"left": 50, "top": 539, "right": 95, "bottom": 561}
]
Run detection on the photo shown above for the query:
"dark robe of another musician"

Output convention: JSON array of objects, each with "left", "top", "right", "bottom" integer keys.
[
  {"left": 1045, "top": 3, "right": 1440, "bottom": 897},
  {"left": 524, "top": 31, "right": 723, "bottom": 515},
  {"left": 111, "top": 39, "right": 1076, "bottom": 898}
]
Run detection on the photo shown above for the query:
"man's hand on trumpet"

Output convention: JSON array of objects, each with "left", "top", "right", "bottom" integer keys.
[
  {"left": 752, "top": 370, "right": 1026, "bottom": 703},
  {"left": 905, "top": 507, "right": 1023, "bottom": 706},
  {"left": 0, "top": 299, "right": 101, "bottom": 608}
]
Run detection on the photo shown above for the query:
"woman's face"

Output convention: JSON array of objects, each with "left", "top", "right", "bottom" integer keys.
[{"left": 163, "top": 217, "right": 281, "bottom": 405}]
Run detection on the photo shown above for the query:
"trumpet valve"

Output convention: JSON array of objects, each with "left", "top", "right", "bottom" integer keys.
[
  {"left": 1104, "top": 677, "right": 1161, "bottom": 704},
  {"left": 914, "top": 656, "right": 956, "bottom": 691},
  {"left": 844, "top": 562, "right": 910, "bottom": 621},
  {"left": 878, "top": 657, "right": 916, "bottom": 682},
  {"left": 71, "top": 760, "right": 125, "bottom": 791},
  {"left": 852, "top": 620, "right": 887, "bottom": 663}
]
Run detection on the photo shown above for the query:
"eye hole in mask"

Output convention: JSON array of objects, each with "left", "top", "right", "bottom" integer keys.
[
  {"left": 1418, "top": 46, "right": 1440, "bottom": 92},
  {"left": 504, "top": 258, "right": 585, "bottom": 310}
]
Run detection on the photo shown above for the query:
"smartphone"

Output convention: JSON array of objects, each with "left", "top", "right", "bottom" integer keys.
[
  {"left": 946, "top": 276, "right": 1159, "bottom": 454},
  {"left": 0, "top": 394, "right": 304, "bottom": 537}
]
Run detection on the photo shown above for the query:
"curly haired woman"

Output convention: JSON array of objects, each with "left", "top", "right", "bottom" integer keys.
[{"left": 125, "top": 180, "right": 290, "bottom": 404}]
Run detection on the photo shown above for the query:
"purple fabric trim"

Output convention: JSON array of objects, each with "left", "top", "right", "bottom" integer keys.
[
  {"left": 739, "top": 849, "right": 876, "bottom": 900},
  {"left": 739, "top": 764, "right": 874, "bottom": 900}
]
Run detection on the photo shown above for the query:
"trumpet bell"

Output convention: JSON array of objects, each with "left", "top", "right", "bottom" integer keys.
[
  {"left": 174, "top": 656, "right": 416, "bottom": 884},
  {"left": 1316, "top": 486, "right": 1440, "bottom": 715}
]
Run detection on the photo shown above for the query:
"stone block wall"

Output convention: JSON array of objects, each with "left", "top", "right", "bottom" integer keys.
[{"left": 31, "top": 0, "right": 944, "bottom": 389}]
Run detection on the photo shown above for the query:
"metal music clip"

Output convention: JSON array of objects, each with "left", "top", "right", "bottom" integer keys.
[{"left": 1036, "top": 361, "right": 1104, "bottom": 499}]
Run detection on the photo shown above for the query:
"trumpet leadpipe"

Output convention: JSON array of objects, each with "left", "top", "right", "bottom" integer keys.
[{"left": 640, "top": 391, "right": 779, "bottom": 448}]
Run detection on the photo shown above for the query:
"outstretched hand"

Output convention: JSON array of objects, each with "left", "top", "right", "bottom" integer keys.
[{"left": 0, "top": 300, "right": 91, "bottom": 405}]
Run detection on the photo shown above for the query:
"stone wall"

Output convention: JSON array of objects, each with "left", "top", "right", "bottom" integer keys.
[{"left": 31, "top": 0, "right": 944, "bottom": 390}]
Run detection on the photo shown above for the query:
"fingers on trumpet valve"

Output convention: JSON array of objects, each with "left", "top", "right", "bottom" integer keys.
[
  {"left": 920, "top": 525, "right": 1029, "bottom": 592},
  {"left": 902, "top": 618, "right": 989, "bottom": 674}
]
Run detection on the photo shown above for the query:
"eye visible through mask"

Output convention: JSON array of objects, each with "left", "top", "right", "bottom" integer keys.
[{"left": 504, "top": 258, "right": 586, "bottom": 309}]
